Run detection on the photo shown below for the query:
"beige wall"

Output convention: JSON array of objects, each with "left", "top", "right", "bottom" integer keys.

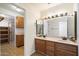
[
  {"left": 25, "top": 7, "right": 40, "bottom": 56},
  {"left": 40, "top": 3, "right": 74, "bottom": 18}
]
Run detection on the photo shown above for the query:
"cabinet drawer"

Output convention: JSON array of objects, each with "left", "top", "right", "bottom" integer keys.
[
  {"left": 55, "top": 42, "right": 77, "bottom": 53},
  {"left": 55, "top": 48, "right": 77, "bottom": 56},
  {"left": 46, "top": 41, "right": 54, "bottom": 47}
]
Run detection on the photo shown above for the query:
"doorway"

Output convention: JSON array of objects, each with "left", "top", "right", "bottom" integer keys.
[{"left": 0, "top": 3, "right": 24, "bottom": 56}]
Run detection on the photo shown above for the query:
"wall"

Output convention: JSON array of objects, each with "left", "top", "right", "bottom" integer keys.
[
  {"left": 41, "top": 3, "right": 74, "bottom": 18},
  {"left": 77, "top": 3, "right": 79, "bottom": 56},
  {"left": 25, "top": 7, "right": 40, "bottom": 56},
  {"left": 24, "top": 10, "right": 37, "bottom": 55},
  {"left": 16, "top": 28, "right": 24, "bottom": 35},
  {"left": 16, "top": 4, "right": 40, "bottom": 56}
]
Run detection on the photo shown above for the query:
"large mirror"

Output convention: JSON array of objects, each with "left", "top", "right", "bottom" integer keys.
[
  {"left": 36, "top": 20, "right": 44, "bottom": 37},
  {"left": 36, "top": 12, "right": 76, "bottom": 41}
]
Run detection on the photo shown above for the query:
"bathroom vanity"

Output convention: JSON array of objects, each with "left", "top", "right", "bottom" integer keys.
[{"left": 35, "top": 37, "right": 78, "bottom": 56}]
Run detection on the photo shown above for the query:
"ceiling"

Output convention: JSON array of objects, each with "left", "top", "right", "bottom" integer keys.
[
  {"left": 0, "top": 3, "right": 24, "bottom": 16},
  {"left": 20, "top": 3, "right": 61, "bottom": 12}
]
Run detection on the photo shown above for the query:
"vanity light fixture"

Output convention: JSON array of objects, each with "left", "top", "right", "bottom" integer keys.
[
  {"left": 56, "top": 15, "right": 58, "bottom": 17},
  {"left": 48, "top": 3, "right": 51, "bottom": 4},
  {"left": 48, "top": 17, "right": 51, "bottom": 19},
  {"left": 41, "top": 11, "right": 75, "bottom": 20},
  {"left": 65, "top": 12, "right": 68, "bottom": 16},
  {"left": 60, "top": 13, "right": 63, "bottom": 16},
  {"left": 52, "top": 16, "right": 54, "bottom": 18}
]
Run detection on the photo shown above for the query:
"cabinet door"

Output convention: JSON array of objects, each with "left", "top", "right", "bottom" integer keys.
[
  {"left": 35, "top": 39, "right": 46, "bottom": 55},
  {"left": 46, "top": 41, "right": 54, "bottom": 56},
  {"left": 16, "top": 16, "right": 24, "bottom": 28},
  {"left": 16, "top": 35, "right": 24, "bottom": 47},
  {"left": 55, "top": 42, "right": 78, "bottom": 56}
]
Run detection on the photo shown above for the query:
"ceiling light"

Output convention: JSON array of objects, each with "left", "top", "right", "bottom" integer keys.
[
  {"left": 48, "top": 3, "right": 51, "bottom": 4},
  {"left": 11, "top": 5, "right": 23, "bottom": 12},
  {"left": 16, "top": 8, "right": 23, "bottom": 12}
]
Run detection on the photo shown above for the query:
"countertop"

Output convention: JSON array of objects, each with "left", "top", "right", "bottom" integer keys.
[{"left": 35, "top": 37, "right": 78, "bottom": 46}]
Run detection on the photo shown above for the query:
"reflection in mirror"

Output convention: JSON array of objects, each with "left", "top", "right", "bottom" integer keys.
[
  {"left": 36, "top": 12, "right": 76, "bottom": 41},
  {"left": 36, "top": 20, "right": 44, "bottom": 37},
  {"left": 47, "top": 17, "right": 68, "bottom": 38}
]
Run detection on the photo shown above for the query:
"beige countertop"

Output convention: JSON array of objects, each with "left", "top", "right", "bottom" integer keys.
[{"left": 35, "top": 37, "right": 78, "bottom": 46}]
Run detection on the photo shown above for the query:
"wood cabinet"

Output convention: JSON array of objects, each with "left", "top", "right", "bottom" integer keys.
[
  {"left": 46, "top": 41, "right": 54, "bottom": 56},
  {"left": 55, "top": 42, "right": 78, "bottom": 56},
  {"left": 0, "top": 27, "right": 9, "bottom": 43},
  {"left": 16, "top": 35, "right": 24, "bottom": 47},
  {"left": 35, "top": 39, "right": 46, "bottom": 55},
  {"left": 35, "top": 38, "right": 78, "bottom": 56},
  {"left": 16, "top": 16, "right": 24, "bottom": 28}
]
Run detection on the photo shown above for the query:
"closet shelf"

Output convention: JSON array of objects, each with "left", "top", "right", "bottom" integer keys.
[
  {"left": 0, "top": 38, "right": 8, "bottom": 39},
  {"left": 0, "top": 27, "right": 9, "bottom": 43},
  {"left": 0, "top": 30, "right": 8, "bottom": 31},
  {"left": 0, "top": 34, "right": 8, "bottom": 35}
]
